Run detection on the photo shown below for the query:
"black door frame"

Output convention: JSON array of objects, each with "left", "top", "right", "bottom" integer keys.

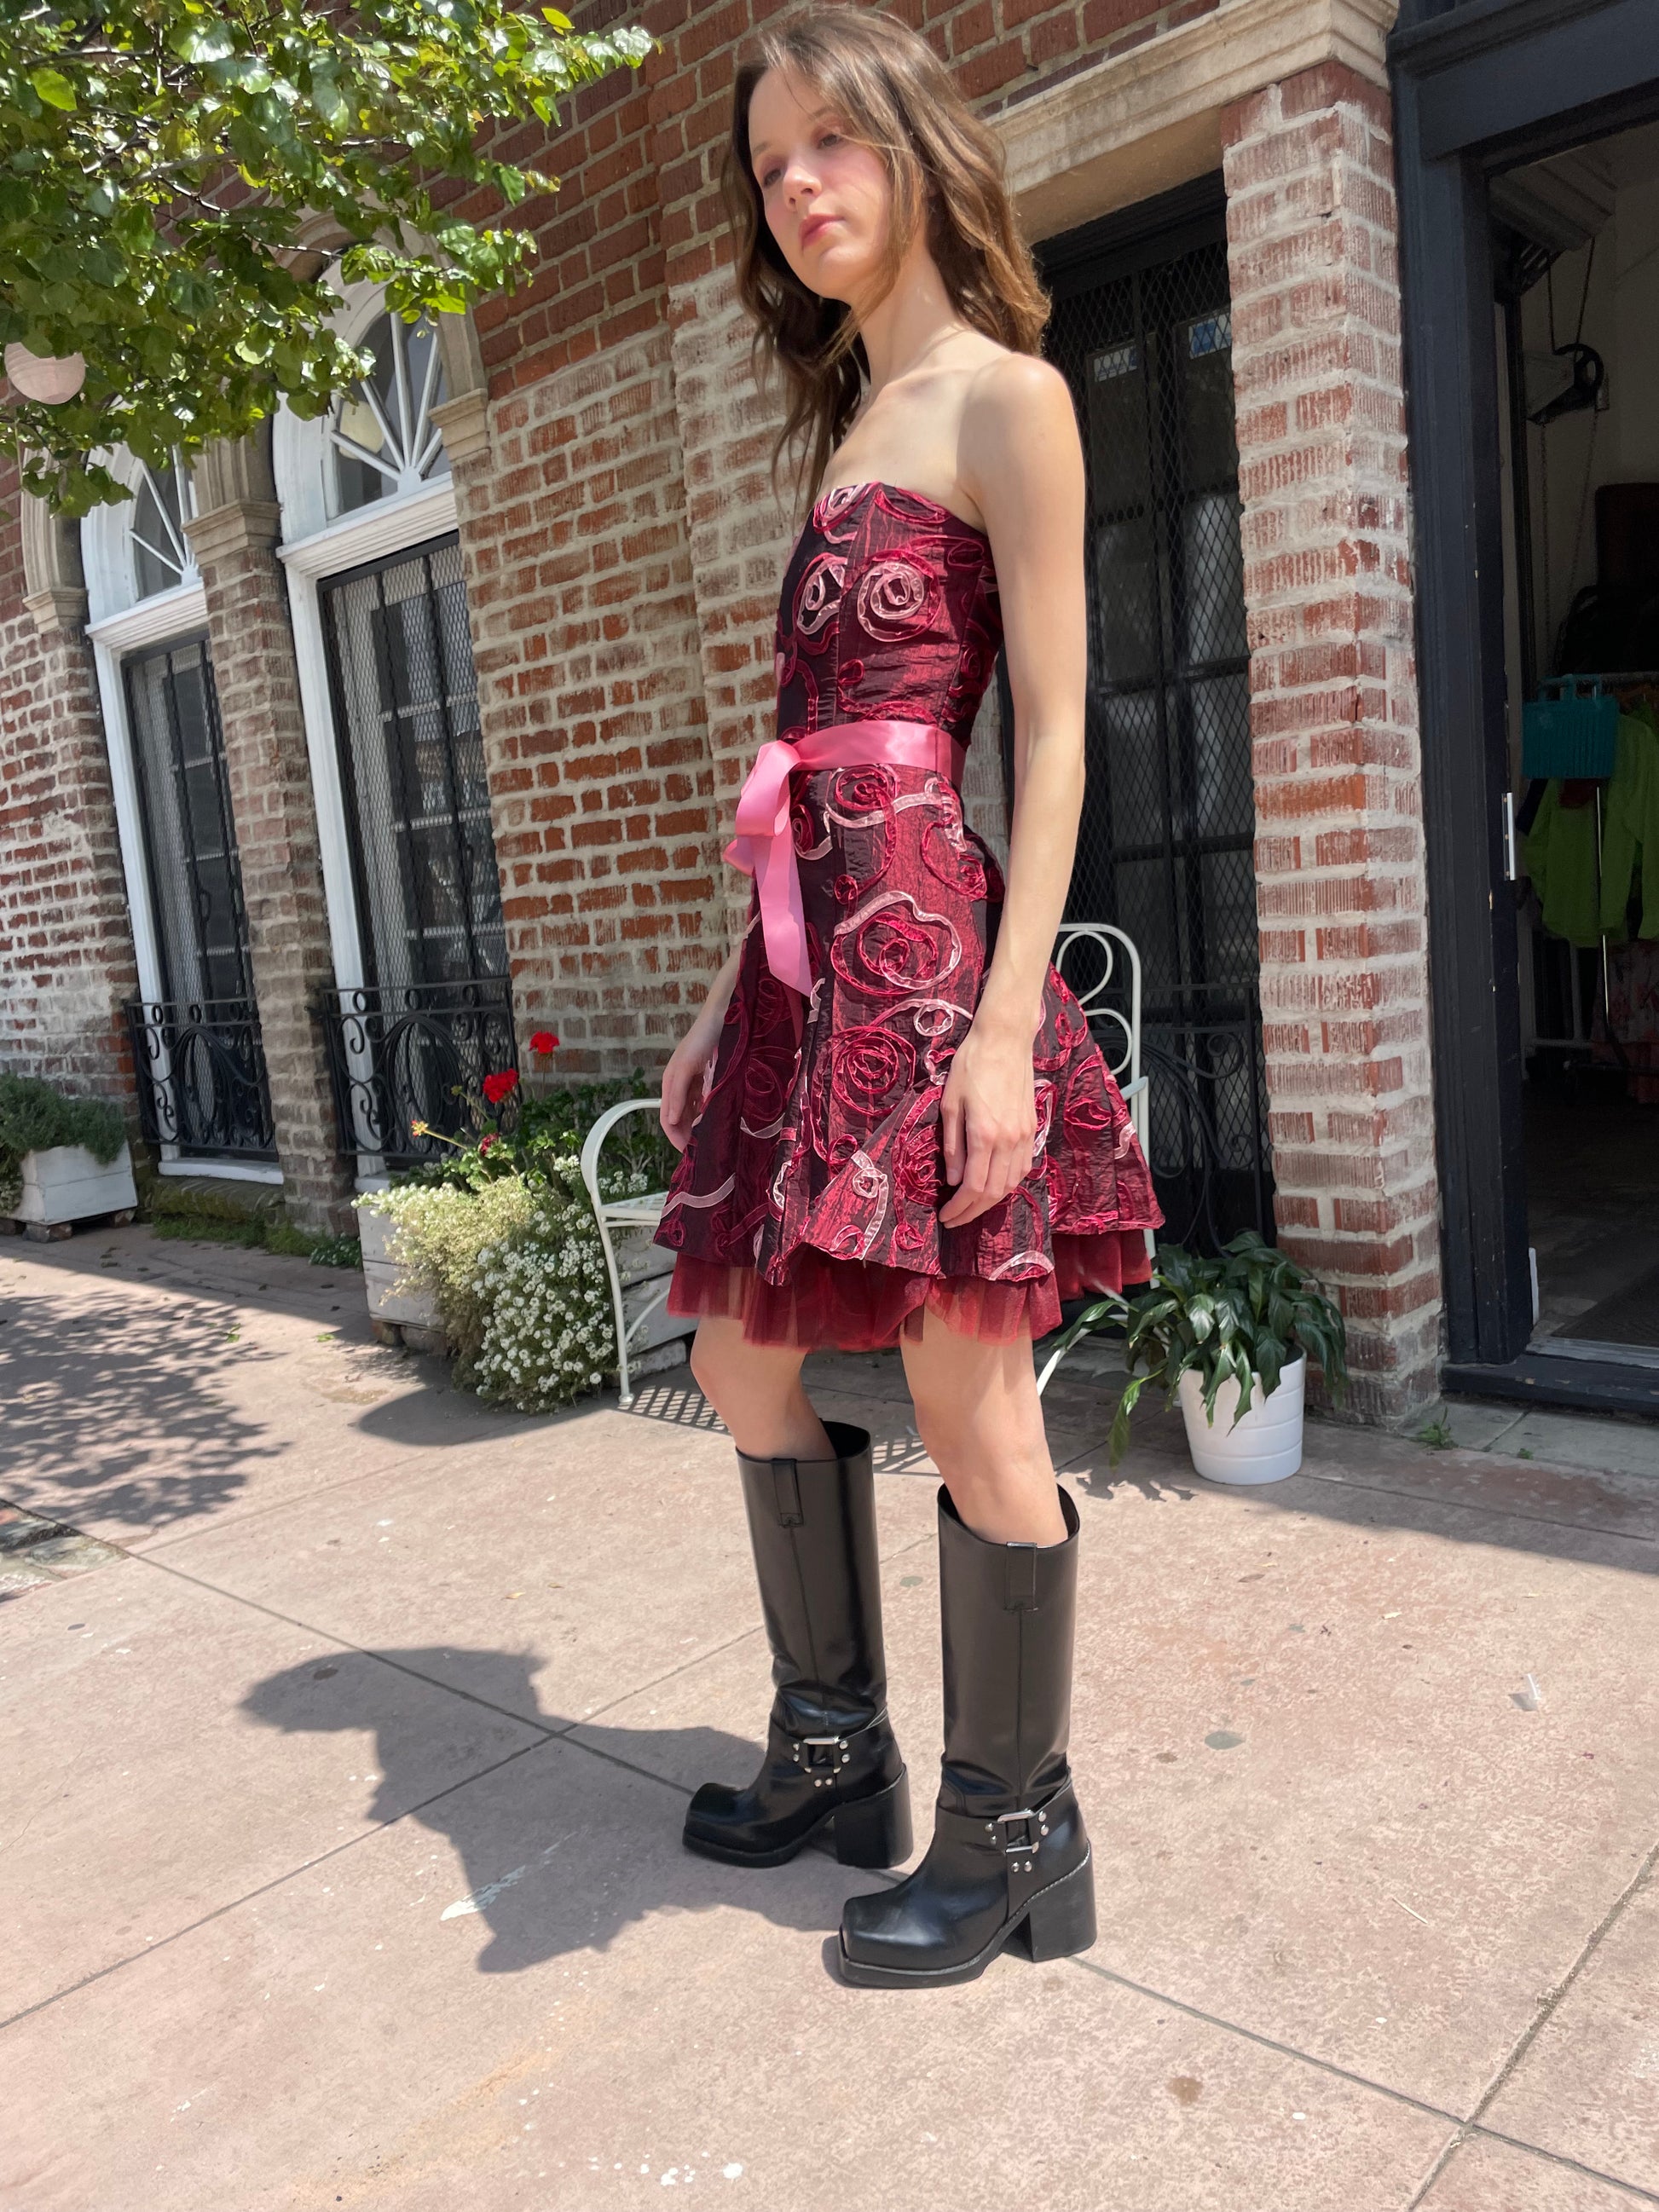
[{"left": 1392, "top": 0, "right": 1659, "bottom": 1412}]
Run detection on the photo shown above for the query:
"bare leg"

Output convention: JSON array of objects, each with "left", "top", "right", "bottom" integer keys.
[
  {"left": 900, "top": 1307, "right": 1066, "bottom": 1545},
  {"left": 689, "top": 1314, "right": 832, "bottom": 1460}
]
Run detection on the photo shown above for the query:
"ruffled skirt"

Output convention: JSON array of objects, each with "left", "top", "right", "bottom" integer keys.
[{"left": 655, "top": 761, "right": 1161, "bottom": 1349}]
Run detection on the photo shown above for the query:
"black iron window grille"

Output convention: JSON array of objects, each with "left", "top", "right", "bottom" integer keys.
[
  {"left": 318, "top": 977, "right": 517, "bottom": 1168},
  {"left": 122, "top": 636, "right": 275, "bottom": 1159},
  {"left": 321, "top": 533, "right": 507, "bottom": 996},
  {"left": 317, "top": 533, "right": 515, "bottom": 1156},
  {"left": 125, "top": 997, "right": 277, "bottom": 1160},
  {"left": 1034, "top": 187, "right": 1273, "bottom": 1249}
]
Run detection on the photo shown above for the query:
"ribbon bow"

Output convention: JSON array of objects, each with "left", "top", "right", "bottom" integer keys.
[{"left": 725, "top": 719, "right": 962, "bottom": 996}]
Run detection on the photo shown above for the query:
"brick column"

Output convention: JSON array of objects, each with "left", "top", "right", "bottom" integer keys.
[
  {"left": 186, "top": 478, "right": 352, "bottom": 1230},
  {"left": 1222, "top": 61, "right": 1441, "bottom": 1425},
  {"left": 0, "top": 534, "right": 141, "bottom": 1108}
]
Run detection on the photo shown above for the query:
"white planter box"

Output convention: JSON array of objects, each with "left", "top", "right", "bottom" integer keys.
[
  {"left": 1177, "top": 1355, "right": 1305, "bottom": 1485},
  {"left": 358, "top": 1207, "right": 444, "bottom": 1333},
  {"left": 11, "top": 1142, "right": 137, "bottom": 1227},
  {"left": 610, "top": 1221, "right": 690, "bottom": 1356}
]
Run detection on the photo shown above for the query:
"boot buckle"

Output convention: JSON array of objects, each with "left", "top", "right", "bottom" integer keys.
[
  {"left": 792, "top": 1734, "right": 852, "bottom": 1785},
  {"left": 991, "top": 1808, "right": 1049, "bottom": 1857}
]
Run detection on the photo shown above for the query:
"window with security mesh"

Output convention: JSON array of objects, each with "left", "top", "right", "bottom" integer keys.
[
  {"left": 123, "top": 637, "right": 275, "bottom": 1158},
  {"left": 321, "top": 534, "right": 506, "bottom": 996},
  {"left": 1038, "top": 205, "right": 1272, "bottom": 1249},
  {"left": 125, "top": 638, "right": 253, "bottom": 1009}
]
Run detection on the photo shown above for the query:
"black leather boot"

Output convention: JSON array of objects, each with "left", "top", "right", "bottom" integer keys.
[
  {"left": 683, "top": 1422, "right": 912, "bottom": 1870},
  {"left": 838, "top": 1483, "right": 1095, "bottom": 1987}
]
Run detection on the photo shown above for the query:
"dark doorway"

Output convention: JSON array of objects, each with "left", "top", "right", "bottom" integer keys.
[
  {"left": 1394, "top": 0, "right": 1659, "bottom": 1417},
  {"left": 1034, "top": 179, "right": 1271, "bottom": 1251},
  {"left": 122, "top": 637, "right": 275, "bottom": 1160},
  {"left": 318, "top": 534, "right": 514, "bottom": 1164}
]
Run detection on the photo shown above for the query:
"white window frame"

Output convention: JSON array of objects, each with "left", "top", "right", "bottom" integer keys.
[
  {"left": 273, "top": 280, "right": 464, "bottom": 1187},
  {"left": 84, "top": 458, "right": 282, "bottom": 1184}
]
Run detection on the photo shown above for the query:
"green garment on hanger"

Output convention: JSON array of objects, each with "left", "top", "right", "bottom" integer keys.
[
  {"left": 1525, "top": 781, "right": 1605, "bottom": 949},
  {"left": 1600, "top": 707, "right": 1659, "bottom": 940}
]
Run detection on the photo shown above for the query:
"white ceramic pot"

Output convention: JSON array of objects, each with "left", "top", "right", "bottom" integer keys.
[
  {"left": 11, "top": 1142, "right": 137, "bottom": 1227},
  {"left": 1176, "top": 1355, "right": 1305, "bottom": 1484}
]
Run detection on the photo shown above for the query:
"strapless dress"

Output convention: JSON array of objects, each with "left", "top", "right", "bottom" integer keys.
[{"left": 653, "top": 479, "right": 1161, "bottom": 1349}]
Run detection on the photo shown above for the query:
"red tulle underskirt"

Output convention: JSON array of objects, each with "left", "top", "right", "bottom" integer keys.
[{"left": 667, "top": 1231, "right": 1152, "bottom": 1354}]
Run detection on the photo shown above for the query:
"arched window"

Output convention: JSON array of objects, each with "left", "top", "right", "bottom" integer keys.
[
  {"left": 81, "top": 451, "right": 199, "bottom": 626},
  {"left": 129, "top": 455, "right": 199, "bottom": 599},
  {"left": 327, "top": 311, "right": 450, "bottom": 519}
]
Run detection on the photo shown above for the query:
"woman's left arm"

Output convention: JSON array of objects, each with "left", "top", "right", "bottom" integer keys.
[{"left": 938, "top": 353, "right": 1088, "bottom": 1229}]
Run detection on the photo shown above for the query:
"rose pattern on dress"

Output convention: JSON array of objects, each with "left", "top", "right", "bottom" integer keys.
[
  {"left": 656, "top": 479, "right": 1162, "bottom": 1345},
  {"left": 855, "top": 557, "right": 939, "bottom": 643},
  {"left": 793, "top": 552, "right": 846, "bottom": 644}
]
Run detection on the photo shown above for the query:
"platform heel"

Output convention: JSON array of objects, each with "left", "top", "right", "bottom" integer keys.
[{"left": 831, "top": 1770, "right": 915, "bottom": 1868}]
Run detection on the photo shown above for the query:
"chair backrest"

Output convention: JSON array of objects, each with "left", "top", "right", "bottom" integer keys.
[
  {"left": 579, "top": 1095, "right": 668, "bottom": 1215},
  {"left": 1051, "top": 923, "right": 1142, "bottom": 1089}
]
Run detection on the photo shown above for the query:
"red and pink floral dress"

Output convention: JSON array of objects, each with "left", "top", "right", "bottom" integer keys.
[{"left": 656, "top": 479, "right": 1161, "bottom": 1350}]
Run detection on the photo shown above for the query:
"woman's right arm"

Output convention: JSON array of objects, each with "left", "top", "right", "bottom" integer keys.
[{"left": 660, "top": 944, "right": 743, "bottom": 1149}]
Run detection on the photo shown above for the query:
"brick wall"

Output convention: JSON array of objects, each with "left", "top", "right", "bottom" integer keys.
[
  {"left": 454, "top": 337, "right": 720, "bottom": 1077},
  {"left": 0, "top": 459, "right": 141, "bottom": 1111},
  {"left": 1222, "top": 61, "right": 1441, "bottom": 1424}
]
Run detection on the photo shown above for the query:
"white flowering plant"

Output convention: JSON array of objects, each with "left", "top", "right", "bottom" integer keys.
[{"left": 356, "top": 1106, "right": 659, "bottom": 1415}]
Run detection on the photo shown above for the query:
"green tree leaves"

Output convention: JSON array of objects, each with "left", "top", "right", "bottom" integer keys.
[{"left": 0, "top": 0, "right": 651, "bottom": 511}]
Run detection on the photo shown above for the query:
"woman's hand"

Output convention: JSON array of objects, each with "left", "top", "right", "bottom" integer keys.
[
  {"left": 938, "top": 1006, "right": 1038, "bottom": 1228},
  {"left": 660, "top": 949, "right": 742, "bottom": 1151}
]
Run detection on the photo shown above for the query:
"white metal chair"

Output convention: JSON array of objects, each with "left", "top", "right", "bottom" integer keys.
[
  {"left": 579, "top": 1098, "right": 687, "bottom": 1410},
  {"left": 1038, "top": 923, "right": 1153, "bottom": 1399},
  {"left": 1051, "top": 922, "right": 1151, "bottom": 1162}
]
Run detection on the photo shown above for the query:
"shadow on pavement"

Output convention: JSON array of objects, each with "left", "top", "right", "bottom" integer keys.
[
  {"left": 242, "top": 1646, "right": 861, "bottom": 1971},
  {"left": 0, "top": 1258, "right": 281, "bottom": 1531}
]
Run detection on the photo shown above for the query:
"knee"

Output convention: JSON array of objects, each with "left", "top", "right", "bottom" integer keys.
[{"left": 689, "top": 1328, "right": 737, "bottom": 1407}]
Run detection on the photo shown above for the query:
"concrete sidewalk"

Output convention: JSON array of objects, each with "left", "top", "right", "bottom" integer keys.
[{"left": 3, "top": 1226, "right": 1658, "bottom": 2211}]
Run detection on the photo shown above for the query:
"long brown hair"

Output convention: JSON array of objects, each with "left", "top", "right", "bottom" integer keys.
[{"left": 723, "top": 7, "right": 1049, "bottom": 502}]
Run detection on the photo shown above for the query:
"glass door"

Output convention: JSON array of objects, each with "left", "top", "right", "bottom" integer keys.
[
  {"left": 319, "top": 533, "right": 514, "bottom": 1161},
  {"left": 1039, "top": 197, "right": 1269, "bottom": 1250},
  {"left": 123, "top": 637, "right": 275, "bottom": 1158}
]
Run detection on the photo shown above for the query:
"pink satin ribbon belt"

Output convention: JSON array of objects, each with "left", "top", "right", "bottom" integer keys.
[{"left": 725, "top": 718, "right": 965, "bottom": 996}]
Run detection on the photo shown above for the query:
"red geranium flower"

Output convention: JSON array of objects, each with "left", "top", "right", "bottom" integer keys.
[
  {"left": 481, "top": 1069, "right": 518, "bottom": 1106},
  {"left": 478, "top": 1132, "right": 499, "bottom": 1155},
  {"left": 530, "top": 1030, "right": 559, "bottom": 1055}
]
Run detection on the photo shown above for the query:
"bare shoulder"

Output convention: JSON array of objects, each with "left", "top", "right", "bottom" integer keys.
[{"left": 959, "top": 350, "right": 1082, "bottom": 516}]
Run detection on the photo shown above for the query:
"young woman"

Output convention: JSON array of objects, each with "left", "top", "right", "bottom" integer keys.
[{"left": 652, "top": 7, "right": 1160, "bottom": 1988}]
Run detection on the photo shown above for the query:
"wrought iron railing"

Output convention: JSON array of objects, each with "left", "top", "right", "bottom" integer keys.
[
  {"left": 316, "top": 977, "right": 517, "bottom": 1167},
  {"left": 1070, "top": 977, "right": 1272, "bottom": 1255},
  {"left": 1140, "top": 987, "right": 1272, "bottom": 1251},
  {"left": 124, "top": 997, "right": 277, "bottom": 1160}
]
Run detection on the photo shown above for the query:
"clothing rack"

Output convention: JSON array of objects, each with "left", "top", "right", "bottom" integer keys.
[{"left": 1522, "top": 672, "right": 1659, "bottom": 1051}]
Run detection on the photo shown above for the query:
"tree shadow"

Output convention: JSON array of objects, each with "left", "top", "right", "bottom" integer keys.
[
  {"left": 0, "top": 1252, "right": 280, "bottom": 1530},
  {"left": 241, "top": 1645, "right": 874, "bottom": 1973}
]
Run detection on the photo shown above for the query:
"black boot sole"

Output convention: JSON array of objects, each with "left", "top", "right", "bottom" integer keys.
[
  {"left": 682, "top": 1769, "right": 913, "bottom": 1871},
  {"left": 837, "top": 1850, "right": 1096, "bottom": 1988}
]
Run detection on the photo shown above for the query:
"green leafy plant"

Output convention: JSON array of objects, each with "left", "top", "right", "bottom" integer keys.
[
  {"left": 0, "top": 1071, "right": 126, "bottom": 1209},
  {"left": 1049, "top": 1231, "right": 1348, "bottom": 1468},
  {"left": 1, "top": 0, "right": 650, "bottom": 511},
  {"left": 405, "top": 1048, "right": 673, "bottom": 1198}
]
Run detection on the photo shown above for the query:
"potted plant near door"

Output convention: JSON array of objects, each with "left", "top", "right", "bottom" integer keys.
[
  {"left": 1050, "top": 1232, "right": 1347, "bottom": 1482},
  {"left": 0, "top": 1074, "right": 137, "bottom": 1239}
]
